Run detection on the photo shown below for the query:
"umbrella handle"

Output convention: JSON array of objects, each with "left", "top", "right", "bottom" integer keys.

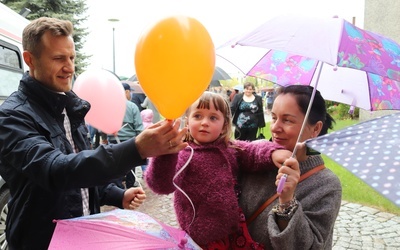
[{"left": 276, "top": 174, "right": 287, "bottom": 194}]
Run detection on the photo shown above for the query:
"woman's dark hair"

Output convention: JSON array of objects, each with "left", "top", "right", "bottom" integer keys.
[
  {"left": 243, "top": 82, "right": 255, "bottom": 90},
  {"left": 276, "top": 85, "right": 335, "bottom": 136}
]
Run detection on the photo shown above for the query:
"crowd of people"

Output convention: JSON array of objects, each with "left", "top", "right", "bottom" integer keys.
[{"left": 0, "top": 16, "right": 342, "bottom": 249}]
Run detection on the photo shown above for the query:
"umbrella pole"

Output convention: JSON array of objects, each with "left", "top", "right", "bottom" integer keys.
[{"left": 292, "top": 62, "right": 325, "bottom": 158}]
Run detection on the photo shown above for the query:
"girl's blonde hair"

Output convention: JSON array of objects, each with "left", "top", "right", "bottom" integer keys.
[{"left": 185, "top": 91, "right": 233, "bottom": 144}]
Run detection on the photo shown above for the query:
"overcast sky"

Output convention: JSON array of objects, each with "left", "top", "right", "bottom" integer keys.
[{"left": 83, "top": 0, "right": 365, "bottom": 78}]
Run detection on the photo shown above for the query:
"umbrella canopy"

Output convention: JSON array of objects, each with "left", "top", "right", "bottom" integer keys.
[
  {"left": 306, "top": 112, "right": 400, "bottom": 207},
  {"left": 49, "top": 209, "right": 201, "bottom": 249},
  {"left": 233, "top": 84, "right": 243, "bottom": 92},
  {"left": 129, "top": 75, "right": 138, "bottom": 81},
  {"left": 221, "top": 15, "right": 400, "bottom": 81},
  {"left": 131, "top": 66, "right": 231, "bottom": 82},
  {"left": 209, "top": 80, "right": 222, "bottom": 87},
  {"left": 217, "top": 14, "right": 400, "bottom": 198},
  {"left": 212, "top": 66, "right": 231, "bottom": 81},
  {"left": 217, "top": 15, "right": 400, "bottom": 111}
]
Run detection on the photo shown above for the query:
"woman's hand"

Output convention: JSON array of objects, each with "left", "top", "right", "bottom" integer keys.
[{"left": 275, "top": 157, "right": 300, "bottom": 204}]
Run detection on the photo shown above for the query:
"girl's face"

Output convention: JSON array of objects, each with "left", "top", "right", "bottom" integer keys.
[
  {"left": 270, "top": 94, "right": 317, "bottom": 151},
  {"left": 187, "top": 101, "right": 226, "bottom": 144}
]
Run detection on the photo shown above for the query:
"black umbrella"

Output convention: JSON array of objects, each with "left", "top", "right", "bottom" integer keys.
[
  {"left": 212, "top": 66, "right": 231, "bottom": 81},
  {"left": 208, "top": 66, "right": 231, "bottom": 89},
  {"left": 209, "top": 80, "right": 222, "bottom": 87},
  {"left": 131, "top": 66, "right": 231, "bottom": 87}
]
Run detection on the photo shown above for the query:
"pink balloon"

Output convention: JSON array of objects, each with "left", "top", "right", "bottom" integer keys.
[{"left": 73, "top": 69, "right": 126, "bottom": 134}]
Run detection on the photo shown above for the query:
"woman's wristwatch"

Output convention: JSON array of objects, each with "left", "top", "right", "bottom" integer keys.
[{"left": 272, "top": 197, "right": 299, "bottom": 220}]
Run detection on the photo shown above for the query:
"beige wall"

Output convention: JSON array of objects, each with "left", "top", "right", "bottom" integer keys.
[
  {"left": 364, "top": 0, "right": 400, "bottom": 40},
  {"left": 360, "top": 0, "right": 400, "bottom": 120}
]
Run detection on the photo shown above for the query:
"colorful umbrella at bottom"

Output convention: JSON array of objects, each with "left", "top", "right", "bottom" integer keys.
[
  {"left": 305, "top": 112, "right": 400, "bottom": 207},
  {"left": 49, "top": 209, "right": 201, "bottom": 250}
]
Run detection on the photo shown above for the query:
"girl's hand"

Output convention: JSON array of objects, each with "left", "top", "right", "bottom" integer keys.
[{"left": 271, "top": 149, "right": 292, "bottom": 168}]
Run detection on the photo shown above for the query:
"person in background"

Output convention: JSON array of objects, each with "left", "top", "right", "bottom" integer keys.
[
  {"left": 131, "top": 85, "right": 146, "bottom": 112},
  {"left": 145, "top": 91, "right": 299, "bottom": 249},
  {"left": 239, "top": 85, "right": 342, "bottom": 249},
  {"left": 230, "top": 82, "right": 265, "bottom": 141},
  {"left": 108, "top": 82, "right": 144, "bottom": 189},
  {"left": 265, "top": 90, "right": 275, "bottom": 114},
  {"left": 229, "top": 87, "right": 239, "bottom": 103},
  {"left": 141, "top": 96, "right": 161, "bottom": 123},
  {"left": 0, "top": 17, "right": 188, "bottom": 249}
]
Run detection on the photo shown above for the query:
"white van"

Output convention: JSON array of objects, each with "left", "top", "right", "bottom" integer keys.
[
  {"left": 0, "top": 3, "right": 29, "bottom": 250},
  {"left": 0, "top": 2, "right": 30, "bottom": 105}
]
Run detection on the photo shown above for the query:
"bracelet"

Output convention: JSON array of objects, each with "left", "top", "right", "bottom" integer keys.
[
  {"left": 272, "top": 197, "right": 299, "bottom": 221},
  {"left": 277, "top": 198, "right": 297, "bottom": 211}
]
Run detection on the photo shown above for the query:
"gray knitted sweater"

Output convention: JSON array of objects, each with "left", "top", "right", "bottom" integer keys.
[{"left": 239, "top": 155, "right": 342, "bottom": 249}]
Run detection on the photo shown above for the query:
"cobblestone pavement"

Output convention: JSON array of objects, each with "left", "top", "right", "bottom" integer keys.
[{"left": 102, "top": 179, "right": 400, "bottom": 249}]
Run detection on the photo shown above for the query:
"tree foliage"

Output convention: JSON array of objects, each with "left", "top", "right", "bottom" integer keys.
[{"left": 1, "top": 0, "right": 90, "bottom": 74}]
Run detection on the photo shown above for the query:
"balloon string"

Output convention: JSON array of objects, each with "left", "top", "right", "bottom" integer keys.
[
  {"left": 114, "top": 132, "right": 142, "bottom": 189},
  {"left": 173, "top": 146, "right": 195, "bottom": 227},
  {"left": 130, "top": 169, "right": 142, "bottom": 189}
]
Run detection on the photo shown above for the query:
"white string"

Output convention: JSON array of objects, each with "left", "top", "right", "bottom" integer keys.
[
  {"left": 130, "top": 169, "right": 142, "bottom": 189},
  {"left": 113, "top": 123, "right": 128, "bottom": 144},
  {"left": 173, "top": 146, "right": 196, "bottom": 227}
]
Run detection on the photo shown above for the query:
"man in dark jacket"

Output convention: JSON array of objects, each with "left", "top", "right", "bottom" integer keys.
[{"left": 0, "top": 17, "right": 188, "bottom": 250}]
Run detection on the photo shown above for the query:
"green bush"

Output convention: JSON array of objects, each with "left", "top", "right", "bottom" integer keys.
[{"left": 326, "top": 101, "right": 359, "bottom": 120}]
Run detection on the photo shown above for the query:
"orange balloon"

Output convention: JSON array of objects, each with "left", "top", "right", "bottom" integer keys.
[{"left": 135, "top": 15, "right": 215, "bottom": 120}]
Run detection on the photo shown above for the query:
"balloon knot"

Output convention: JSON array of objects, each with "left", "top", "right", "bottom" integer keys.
[{"left": 333, "top": 66, "right": 338, "bottom": 71}]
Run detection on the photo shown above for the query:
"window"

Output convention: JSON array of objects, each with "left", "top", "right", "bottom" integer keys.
[{"left": 0, "top": 39, "right": 24, "bottom": 99}]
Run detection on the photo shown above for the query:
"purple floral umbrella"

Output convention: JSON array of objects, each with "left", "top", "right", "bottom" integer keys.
[
  {"left": 217, "top": 15, "right": 400, "bottom": 112},
  {"left": 217, "top": 15, "right": 400, "bottom": 197},
  {"left": 217, "top": 14, "right": 400, "bottom": 154},
  {"left": 306, "top": 112, "right": 400, "bottom": 207}
]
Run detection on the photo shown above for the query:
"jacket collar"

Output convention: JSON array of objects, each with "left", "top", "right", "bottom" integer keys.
[{"left": 18, "top": 72, "right": 90, "bottom": 120}]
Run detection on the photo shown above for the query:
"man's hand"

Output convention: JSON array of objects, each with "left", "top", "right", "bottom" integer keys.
[
  {"left": 123, "top": 187, "right": 146, "bottom": 210},
  {"left": 135, "top": 119, "right": 188, "bottom": 158}
]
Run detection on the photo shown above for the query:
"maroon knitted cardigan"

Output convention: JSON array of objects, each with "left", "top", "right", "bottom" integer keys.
[{"left": 145, "top": 138, "right": 283, "bottom": 245}]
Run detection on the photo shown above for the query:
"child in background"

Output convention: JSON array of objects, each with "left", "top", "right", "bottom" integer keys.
[
  {"left": 136, "top": 109, "right": 154, "bottom": 176},
  {"left": 140, "top": 109, "right": 154, "bottom": 129},
  {"left": 145, "top": 91, "right": 299, "bottom": 249}
]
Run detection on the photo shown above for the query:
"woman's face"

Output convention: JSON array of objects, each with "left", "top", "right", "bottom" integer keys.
[
  {"left": 243, "top": 86, "right": 254, "bottom": 97},
  {"left": 270, "top": 93, "right": 317, "bottom": 152}
]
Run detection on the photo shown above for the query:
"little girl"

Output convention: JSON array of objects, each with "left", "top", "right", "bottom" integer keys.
[{"left": 145, "top": 91, "right": 298, "bottom": 249}]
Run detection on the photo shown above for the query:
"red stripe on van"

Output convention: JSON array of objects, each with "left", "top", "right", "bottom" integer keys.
[{"left": 0, "top": 27, "right": 22, "bottom": 43}]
